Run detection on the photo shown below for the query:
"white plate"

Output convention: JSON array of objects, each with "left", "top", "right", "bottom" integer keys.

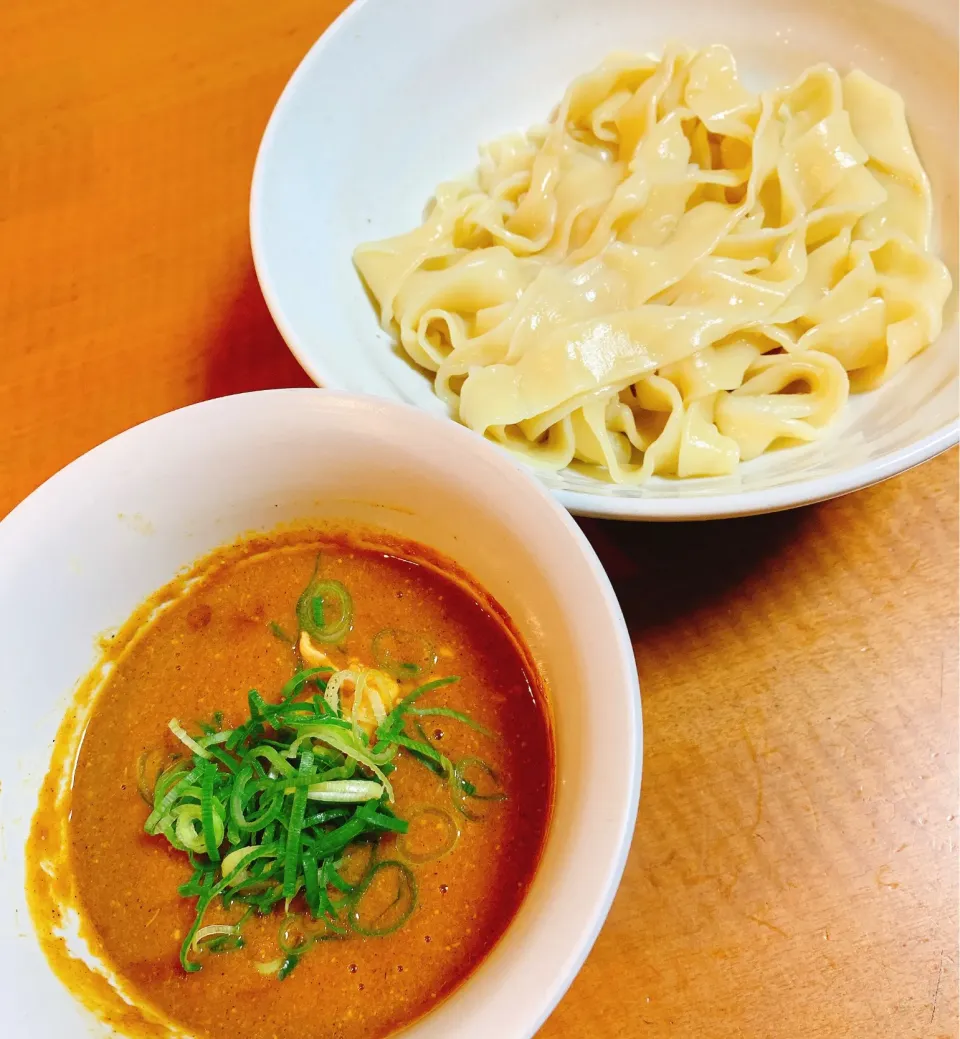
[
  {"left": 0, "top": 389, "right": 641, "bottom": 1039},
  {"left": 250, "top": 0, "right": 958, "bottom": 520}
]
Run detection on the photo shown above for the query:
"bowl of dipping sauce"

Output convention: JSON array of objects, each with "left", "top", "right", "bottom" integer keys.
[{"left": 0, "top": 389, "right": 641, "bottom": 1039}]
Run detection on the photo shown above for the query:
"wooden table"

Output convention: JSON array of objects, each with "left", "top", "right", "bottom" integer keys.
[{"left": 2, "top": 3, "right": 957, "bottom": 1036}]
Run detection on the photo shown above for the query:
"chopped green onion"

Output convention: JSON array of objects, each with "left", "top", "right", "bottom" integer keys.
[
  {"left": 312, "top": 807, "right": 378, "bottom": 859},
  {"left": 376, "top": 676, "right": 461, "bottom": 741},
  {"left": 269, "top": 621, "right": 294, "bottom": 644},
  {"left": 305, "top": 807, "right": 351, "bottom": 827},
  {"left": 197, "top": 730, "right": 234, "bottom": 749},
  {"left": 302, "top": 849, "right": 321, "bottom": 919},
  {"left": 348, "top": 860, "right": 417, "bottom": 937},
  {"left": 293, "top": 725, "right": 395, "bottom": 802},
  {"left": 220, "top": 844, "right": 277, "bottom": 887},
  {"left": 277, "top": 955, "right": 300, "bottom": 981},
  {"left": 397, "top": 805, "right": 460, "bottom": 864},
  {"left": 136, "top": 748, "right": 170, "bottom": 805},
  {"left": 296, "top": 557, "right": 353, "bottom": 643},
  {"left": 407, "top": 706, "right": 494, "bottom": 738},
  {"left": 206, "top": 933, "right": 245, "bottom": 954},
  {"left": 452, "top": 757, "right": 507, "bottom": 820},
  {"left": 200, "top": 763, "right": 222, "bottom": 862},
  {"left": 255, "top": 958, "right": 284, "bottom": 976},
  {"left": 299, "top": 780, "right": 383, "bottom": 803},
  {"left": 325, "top": 860, "right": 355, "bottom": 894},
  {"left": 278, "top": 912, "right": 313, "bottom": 955},
  {"left": 371, "top": 629, "right": 437, "bottom": 680},
  {"left": 229, "top": 767, "right": 284, "bottom": 832},
  {"left": 247, "top": 690, "right": 269, "bottom": 723},
  {"left": 178, "top": 869, "right": 216, "bottom": 973},
  {"left": 367, "top": 811, "right": 409, "bottom": 834},
  {"left": 245, "top": 745, "right": 296, "bottom": 777},
  {"left": 145, "top": 764, "right": 203, "bottom": 833},
  {"left": 141, "top": 570, "right": 494, "bottom": 981},
  {"left": 205, "top": 746, "right": 240, "bottom": 774},
  {"left": 192, "top": 924, "right": 241, "bottom": 952},
  {"left": 454, "top": 757, "right": 506, "bottom": 801},
  {"left": 169, "top": 718, "right": 211, "bottom": 759},
  {"left": 281, "top": 667, "right": 333, "bottom": 703},
  {"left": 283, "top": 752, "right": 314, "bottom": 898},
  {"left": 392, "top": 733, "right": 453, "bottom": 776}
]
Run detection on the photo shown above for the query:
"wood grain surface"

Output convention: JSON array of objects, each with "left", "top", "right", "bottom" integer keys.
[{"left": 1, "top": 3, "right": 957, "bottom": 1037}]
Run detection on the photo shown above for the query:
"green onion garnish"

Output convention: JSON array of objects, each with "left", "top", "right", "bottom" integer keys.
[
  {"left": 200, "top": 763, "right": 221, "bottom": 863},
  {"left": 348, "top": 860, "right": 417, "bottom": 937},
  {"left": 296, "top": 556, "right": 353, "bottom": 643},
  {"left": 451, "top": 757, "right": 507, "bottom": 821},
  {"left": 406, "top": 706, "right": 495, "bottom": 738},
  {"left": 397, "top": 805, "right": 460, "bottom": 864},
  {"left": 371, "top": 629, "right": 437, "bottom": 680},
  {"left": 141, "top": 583, "right": 503, "bottom": 980},
  {"left": 269, "top": 621, "right": 294, "bottom": 644}
]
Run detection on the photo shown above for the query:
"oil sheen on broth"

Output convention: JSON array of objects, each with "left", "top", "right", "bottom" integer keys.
[{"left": 61, "top": 533, "right": 553, "bottom": 1039}]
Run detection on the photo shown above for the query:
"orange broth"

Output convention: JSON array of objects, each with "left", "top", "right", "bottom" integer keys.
[{"left": 32, "top": 531, "right": 553, "bottom": 1039}]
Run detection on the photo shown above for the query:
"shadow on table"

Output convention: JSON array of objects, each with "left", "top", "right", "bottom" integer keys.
[
  {"left": 579, "top": 507, "right": 814, "bottom": 634},
  {"left": 204, "top": 261, "right": 315, "bottom": 398}
]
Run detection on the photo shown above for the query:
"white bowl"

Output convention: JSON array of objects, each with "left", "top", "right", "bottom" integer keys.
[
  {"left": 250, "top": 0, "right": 958, "bottom": 521},
  {"left": 0, "top": 390, "right": 641, "bottom": 1039}
]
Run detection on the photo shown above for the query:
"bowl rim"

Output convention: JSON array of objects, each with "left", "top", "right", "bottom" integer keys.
[
  {"left": 555, "top": 419, "right": 959, "bottom": 519},
  {"left": 0, "top": 387, "right": 643, "bottom": 1039},
  {"left": 248, "top": 2, "right": 959, "bottom": 522}
]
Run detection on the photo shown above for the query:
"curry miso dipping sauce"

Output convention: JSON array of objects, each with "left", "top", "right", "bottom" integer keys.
[{"left": 27, "top": 528, "right": 554, "bottom": 1039}]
